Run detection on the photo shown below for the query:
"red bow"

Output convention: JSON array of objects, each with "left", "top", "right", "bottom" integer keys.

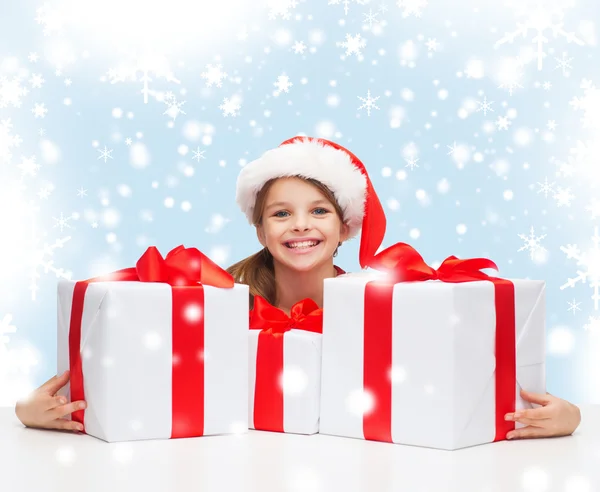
[
  {"left": 90, "top": 245, "right": 234, "bottom": 288},
  {"left": 250, "top": 296, "right": 323, "bottom": 336},
  {"left": 367, "top": 242, "right": 499, "bottom": 283}
]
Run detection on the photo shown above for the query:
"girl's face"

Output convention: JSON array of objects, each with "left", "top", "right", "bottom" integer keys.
[{"left": 256, "top": 177, "right": 349, "bottom": 273}]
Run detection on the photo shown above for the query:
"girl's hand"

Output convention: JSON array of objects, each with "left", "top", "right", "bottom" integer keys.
[
  {"left": 15, "top": 370, "right": 86, "bottom": 432},
  {"left": 504, "top": 388, "right": 581, "bottom": 440}
]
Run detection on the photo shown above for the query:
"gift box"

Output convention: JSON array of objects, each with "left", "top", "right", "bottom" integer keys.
[
  {"left": 56, "top": 245, "right": 249, "bottom": 443},
  {"left": 320, "top": 243, "right": 546, "bottom": 450},
  {"left": 248, "top": 296, "right": 323, "bottom": 435}
]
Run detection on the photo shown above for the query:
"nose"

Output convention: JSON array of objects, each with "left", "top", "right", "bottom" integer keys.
[{"left": 291, "top": 211, "right": 311, "bottom": 232}]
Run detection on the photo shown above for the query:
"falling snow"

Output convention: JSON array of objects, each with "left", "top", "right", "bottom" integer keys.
[
  {"left": 267, "top": 0, "right": 299, "bottom": 20},
  {"left": 201, "top": 64, "right": 228, "bottom": 88},
  {"left": 495, "top": 0, "right": 585, "bottom": 70},
  {"left": 357, "top": 90, "right": 380, "bottom": 116},
  {"left": 273, "top": 74, "right": 293, "bottom": 96},
  {"left": 105, "top": 54, "right": 181, "bottom": 104},
  {"left": 560, "top": 228, "right": 600, "bottom": 311},
  {"left": 0, "top": 76, "right": 29, "bottom": 108},
  {"left": 328, "top": 0, "right": 370, "bottom": 16},
  {"left": 97, "top": 145, "right": 114, "bottom": 162},
  {"left": 518, "top": 227, "right": 547, "bottom": 259},
  {"left": 162, "top": 92, "right": 187, "bottom": 120},
  {"left": 219, "top": 96, "right": 241, "bottom": 117},
  {"left": 192, "top": 147, "right": 206, "bottom": 162},
  {"left": 476, "top": 96, "right": 494, "bottom": 116},
  {"left": 396, "top": 0, "right": 428, "bottom": 18},
  {"left": 338, "top": 34, "right": 367, "bottom": 58}
]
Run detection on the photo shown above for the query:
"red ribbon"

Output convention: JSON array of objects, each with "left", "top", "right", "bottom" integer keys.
[
  {"left": 68, "top": 245, "right": 234, "bottom": 437},
  {"left": 249, "top": 296, "right": 323, "bottom": 432},
  {"left": 362, "top": 242, "right": 515, "bottom": 443}
]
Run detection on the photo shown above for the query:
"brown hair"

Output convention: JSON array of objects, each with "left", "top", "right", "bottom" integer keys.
[{"left": 227, "top": 177, "right": 345, "bottom": 309}]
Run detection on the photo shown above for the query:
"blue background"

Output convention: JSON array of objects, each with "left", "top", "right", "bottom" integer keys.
[{"left": 1, "top": 0, "right": 598, "bottom": 405}]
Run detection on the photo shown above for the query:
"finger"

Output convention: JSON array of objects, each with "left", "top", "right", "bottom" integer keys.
[
  {"left": 41, "top": 371, "right": 70, "bottom": 395},
  {"left": 506, "top": 426, "right": 552, "bottom": 440},
  {"left": 47, "top": 400, "right": 87, "bottom": 420},
  {"left": 505, "top": 406, "right": 552, "bottom": 421},
  {"left": 47, "top": 394, "right": 70, "bottom": 410},
  {"left": 520, "top": 388, "right": 552, "bottom": 406},
  {"left": 513, "top": 417, "right": 548, "bottom": 427},
  {"left": 48, "top": 418, "right": 85, "bottom": 432}
]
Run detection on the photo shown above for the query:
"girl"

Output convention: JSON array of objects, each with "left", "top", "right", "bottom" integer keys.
[{"left": 16, "top": 136, "right": 580, "bottom": 440}]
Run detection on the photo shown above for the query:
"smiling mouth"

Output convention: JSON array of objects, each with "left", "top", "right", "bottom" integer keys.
[{"left": 284, "top": 240, "right": 322, "bottom": 249}]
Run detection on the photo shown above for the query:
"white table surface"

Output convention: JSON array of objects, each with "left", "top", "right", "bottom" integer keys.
[{"left": 2, "top": 406, "right": 599, "bottom": 492}]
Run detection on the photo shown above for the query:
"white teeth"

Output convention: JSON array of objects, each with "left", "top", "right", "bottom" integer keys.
[{"left": 286, "top": 240, "right": 319, "bottom": 249}]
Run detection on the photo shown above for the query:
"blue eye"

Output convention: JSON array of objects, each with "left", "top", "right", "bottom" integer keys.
[
  {"left": 274, "top": 211, "right": 289, "bottom": 218},
  {"left": 313, "top": 208, "right": 329, "bottom": 215}
]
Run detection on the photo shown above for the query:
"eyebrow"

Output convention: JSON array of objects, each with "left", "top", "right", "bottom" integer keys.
[{"left": 265, "top": 199, "right": 330, "bottom": 210}]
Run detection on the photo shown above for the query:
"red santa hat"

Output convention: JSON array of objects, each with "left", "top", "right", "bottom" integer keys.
[{"left": 235, "top": 136, "right": 386, "bottom": 268}]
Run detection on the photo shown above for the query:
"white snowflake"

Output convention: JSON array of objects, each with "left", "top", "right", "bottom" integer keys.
[
  {"left": 494, "top": 0, "right": 584, "bottom": 70},
  {"left": 34, "top": 3, "right": 67, "bottom": 36},
  {"left": 201, "top": 64, "right": 228, "bottom": 88},
  {"left": 162, "top": 92, "right": 186, "bottom": 120},
  {"left": 425, "top": 38, "right": 440, "bottom": 52},
  {"left": 396, "top": 0, "right": 428, "bottom": 18},
  {"left": 357, "top": 90, "right": 380, "bottom": 116},
  {"left": 97, "top": 145, "right": 114, "bottom": 162},
  {"left": 554, "top": 52, "right": 573, "bottom": 76},
  {"left": 337, "top": 34, "right": 367, "bottom": 58},
  {"left": 0, "top": 314, "right": 16, "bottom": 349},
  {"left": 0, "top": 76, "right": 29, "bottom": 108},
  {"left": 105, "top": 54, "right": 180, "bottom": 104},
  {"left": 219, "top": 96, "right": 241, "bottom": 117},
  {"left": 496, "top": 115, "right": 512, "bottom": 130},
  {"left": 273, "top": 74, "right": 293, "bottom": 97},
  {"left": 536, "top": 178, "right": 554, "bottom": 198},
  {"left": 567, "top": 299, "right": 582, "bottom": 315},
  {"left": 29, "top": 73, "right": 45, "bottom": 89},
  {"left": 292, "top": 41, "right": 307, "bottom": 54},
  {"left": 192, "top": 147, "right": 206, "bottom": 162},
  {"left": 363, "top": 9, "right": 380, "bottom": 28},
  {"left": 517, "top": 226, "right": 547, "bottom": 259},
  {"left": 0, "top": 119, "right": 23, "bottom": 164},
  {"left": 328, "top": 0, "right": 370, "bottom": 16},
  {"left": 476, "top": 96, "right": 494, "bottom": 116},
  {"left": 53, "top": 212, "right": 74, "bottom": 232},
  {"left": 405, "top": 157, "right": 419, "bottom": 170},
  {"left": 267, "top": 0, "right": 298, "bottom": 20},
  {"left": 570, "top": 79, "right": 600, "bottom": 131},
  {"left": 498, "top": 74, "right": 524, "bottom": 96},
  {"left": 553, "top": 186, "right": 574, "bottom": 207},
  {"left": 584, "top": 316, "right": 600, "bottom": 333},
  {"left": 18, "top": 156, "right": 40, "bottom": 177},
  {"left": 31, "top": 102, "right": 48, "bottom": 118},
  {"left": 560, "top": 227, "right": 600, "bottom": 311},
  {"left": 30, "top": 235, "right": 73, "bottom": 300}
]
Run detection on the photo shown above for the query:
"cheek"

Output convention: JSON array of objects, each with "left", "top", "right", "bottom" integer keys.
[{"left": 263, "top": 223, "right": 285, "bottom": 245}]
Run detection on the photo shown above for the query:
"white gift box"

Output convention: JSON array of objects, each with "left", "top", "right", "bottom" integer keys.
[
  {"left": 57, "top": 279, "right": 249, "bottom": 443},
  {"left": 248, "top": 329, "right": 322, "bottom": 435},
  {"left": 320, "top": 273, "right": 546, "bottom": 450}
]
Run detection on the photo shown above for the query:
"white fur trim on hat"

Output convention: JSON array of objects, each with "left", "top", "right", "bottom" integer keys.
[{"left": 236, "top": 138, "right": 367, "bottom": 239}]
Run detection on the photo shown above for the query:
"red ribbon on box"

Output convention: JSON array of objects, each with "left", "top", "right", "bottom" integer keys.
[
  {"left": 68, "top": 245, "right": 234, "bottom": 438},
  {"left": 362, "top": 242, "right": 516, "bottom": 443},
  {"left": 249, "top": 296, "right": 323, "bottom": 432}
]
